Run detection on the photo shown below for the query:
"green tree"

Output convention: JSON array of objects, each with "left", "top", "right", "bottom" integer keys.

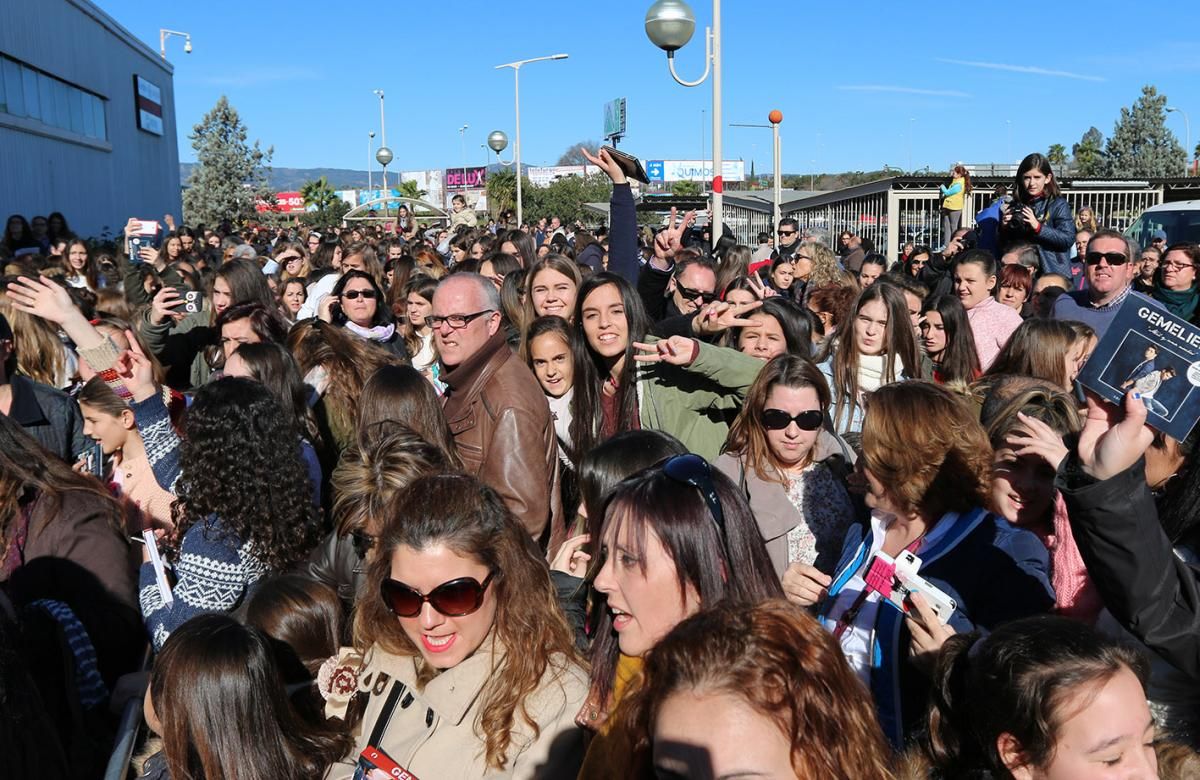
[
  {"left": 525, "top": 174, "right": 613, "bottom": 224},
  {"left": 1047, "top": 144, "right": 1068, "bottom": 168},
  {"left": 484, "top": 169, "right": 520, "bottom": 217},
  {"left": 298, "top": 176, "right": 349, "bottom": 227},
  {"left": 396, "top": 179, "right": 427, "bottom": 203},
  {"left": 556, "top": 140, "right": 602, "bottom": 166},
  {"left": 671, "top": 180, "right": 702, "bottom": 197},
  {"left": 1072, "top": 127, "right": 1107, "bottom": 176},
  {"left": 1104, "top": 86, "right": 1186, "bottom": 177},
  {"left": 182, "top": 96, "right": 273, "bottom": 225}
]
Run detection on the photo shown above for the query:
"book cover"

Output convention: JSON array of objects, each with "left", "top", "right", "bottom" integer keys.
[{"left": 1077, "top": 298, "right": 1200, "bottom": 441}]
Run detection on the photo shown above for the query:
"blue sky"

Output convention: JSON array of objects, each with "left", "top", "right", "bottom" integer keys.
[{"left": 104, "top": 0, "right": 1200, "bottom": 175}]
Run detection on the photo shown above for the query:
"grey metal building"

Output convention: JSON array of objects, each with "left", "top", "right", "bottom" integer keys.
[{"left": 0, "top": 0, "right": 180, "bottom": 241}]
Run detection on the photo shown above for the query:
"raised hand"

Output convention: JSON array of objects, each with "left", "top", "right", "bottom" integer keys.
[
  {"left": 692, "top": 299, "right": 763, "bottom": 336},
  {"left": 1006, "top": 411, "right": 1070, "bottom": 471},
  {"left": 115, "top": 329, "right": 158, "bottom": 403},
  {"left": 579, "top": 147, "right": 626, "bottom": 185},
  {"left": 745, "top": 273, "right": 777, "bottom": 300},
  {"left": 632, "top": 336, "right": 698, "bottom": 366},
  {"left": 7, "top": 275, "right": 76, "bottom": 325},
  {"left": 149, "top": 285, "right": 185, "bottom": 326},
  {"left": 550, "top": 534, "right": 592, "bottom": 577},
  {"left": 1076, "top": 389, "right": 1154, "bottom": 481}
]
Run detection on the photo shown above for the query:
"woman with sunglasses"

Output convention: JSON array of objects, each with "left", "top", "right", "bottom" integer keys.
[
  {"left": 718, "top": 355, "right": 856, "bottom": 580},
  {"left": 820, "top": 284, "right": 921, "bottom": 435},
  {"left": 571, "top": 273, "right": 766, "bottom": 462},
  {"left": 577, "top": 453, "right": 782, "bottom": 779},
  {"left": 319, "top": 269, "right": 408, "bottom": 360},
  {"left": 788, "top": 381, "right": 1054, "bottom": 748},
  {"left": 328, "top": 473, "right": 587, "bottom": 779},
  {"left": 903, "top": 245, "right": 932, "bottom": 280}
]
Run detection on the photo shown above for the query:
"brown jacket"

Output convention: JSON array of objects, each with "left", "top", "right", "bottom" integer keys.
[{"left": 441, "top": 331, "right": 562, "bottom": 544}]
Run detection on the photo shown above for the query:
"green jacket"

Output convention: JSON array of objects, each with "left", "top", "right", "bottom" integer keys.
[
  {"left": 636, "top": 337, "right": 764, "bottom": 461},
  {"left": 138, "top": 307, "right": 215, "bottom": 389}
]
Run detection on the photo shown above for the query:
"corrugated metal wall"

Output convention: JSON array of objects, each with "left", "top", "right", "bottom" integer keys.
[{"left": 0, "top": 0, "right": 181, "bottom": 240}]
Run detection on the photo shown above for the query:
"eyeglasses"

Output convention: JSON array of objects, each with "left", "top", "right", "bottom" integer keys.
[
  {"left": 662, "top": 454, "right": 730, "bottom": 563},
  {"left": 777, "top": 230, "right": 797, "bottom": 237},
  {"left": 341, "top": 289, "right": 378, "bottom": 300},
  {"left": 794, "top": 254, "right": 813, "bottom": 262},
  {"left": 426, "top": 309, "right": 495, "bottom": 329},
  {"left": 675, "top": 282, "right": 717, "bottom": 303},
  {"left": 380, "top": 571, "right": 496, "bottom": 618},
  {"left": 1164, "top": 261, "right": 1195, "bottom": 271},
  {"left": 1084, "top": 251, "right": 1129, "bottom": 266},
  {"left": 761, "top": 408, "right": 824, "bottom": 431}
]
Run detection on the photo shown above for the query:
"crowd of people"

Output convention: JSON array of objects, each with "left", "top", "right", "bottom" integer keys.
[{"left": 2, "top": 148, "right": 1200, "bottom": 779}]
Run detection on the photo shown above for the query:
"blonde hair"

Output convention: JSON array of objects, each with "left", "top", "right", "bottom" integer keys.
[{"left": 0, "top": 294, "right": 67, "bottom": 386}]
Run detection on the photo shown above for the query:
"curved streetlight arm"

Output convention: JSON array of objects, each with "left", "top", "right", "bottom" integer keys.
[{"left": 665, "top": 28, "right": 712, "bottom": 87}]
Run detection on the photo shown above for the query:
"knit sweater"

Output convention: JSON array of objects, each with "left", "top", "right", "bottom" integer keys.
[
  {"left": 966, "top": 295, "right": 1022, "bottom": 371},
  {"left": 132, "top": 393, "right": 267, "bottom": 650}
]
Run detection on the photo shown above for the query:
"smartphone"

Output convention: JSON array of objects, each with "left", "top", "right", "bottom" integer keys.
[
  {"left": 127, "top": 219, "right": 162, "bottom": 259},
  {"left": 600, "top": 146, "right": 650, "bottom": 184},
  {"left": 85, "top": 439, "right": 104, "bottom": 478},
  {"left": 171, "top": 286, "right": 201, "bottom": 314}
]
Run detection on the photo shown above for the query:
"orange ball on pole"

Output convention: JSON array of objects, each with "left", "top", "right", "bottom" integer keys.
[{"left": 768, "top": 109, "right": 783, "bottom": 124}]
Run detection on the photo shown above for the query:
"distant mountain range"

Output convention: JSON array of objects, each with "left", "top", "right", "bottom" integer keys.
[{"left": 179, "top": 163, "right": 375, "bottom": 191}]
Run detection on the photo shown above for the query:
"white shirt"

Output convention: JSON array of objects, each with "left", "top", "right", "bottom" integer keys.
[{"left": 298, "top": 272, "right": 340, "bottom": 320}]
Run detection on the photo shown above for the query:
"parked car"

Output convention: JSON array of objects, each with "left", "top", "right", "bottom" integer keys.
[{"left": 1125, "top": 200, "right": 1200, "bottom": 248}]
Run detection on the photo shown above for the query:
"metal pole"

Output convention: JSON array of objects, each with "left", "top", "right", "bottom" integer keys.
[
  {"left": 515, "top": 67, "right": 523, "bottom": 227},
  {"left": 367, "top": 132, "right": 374, "bottom": 191},
  {"left": 710, "top": 0, "right": 722, "bottom": 246},
  {"left": 378, "top": 92, "right": 387, "bottom": 189},
  {"left": 772, "top": 122, "right": 780, "bottom": 231}
]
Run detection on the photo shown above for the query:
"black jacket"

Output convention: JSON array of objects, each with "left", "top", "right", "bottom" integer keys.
[
  {"left": 5, "top": 375, "right": 85, "bottom": 462},
  {"left": 1058, "top": 456, "right": 1200, "bottom": 680}
]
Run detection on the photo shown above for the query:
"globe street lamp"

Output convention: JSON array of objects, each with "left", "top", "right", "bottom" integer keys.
[
  {"left": 494, "top": 54, "right": 569, "bottom": 228},
  {"left": 373, "top": 89, "right": 389, "bottom": 188},
  {"left": 375, "top": 146, "right": 393, "bottom": 199},
  {"left": 646, "top": 0, "right": 723, "bottom": 246},
  {"left": 367, "top": 131, "right": 375, "bottom": 191}
]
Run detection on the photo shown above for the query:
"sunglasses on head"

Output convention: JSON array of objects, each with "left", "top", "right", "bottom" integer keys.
[
  {"left": 1084, "top": 251, "right": 1129, "bottom": 266},
  {"left": 675, "top": 282, "right": 717, "bottom": 303},
  {"left": 662, "top": 453, "right": 731, "bottom": 563},
  {"left": 380, "top": 571, "right": 496, "bottom": 618},
  {"left": 761, "top": 408, "right": 824, "bottom": 431},
  {"left": 342, "top": 289, "right": 378, "bottom": 300}
]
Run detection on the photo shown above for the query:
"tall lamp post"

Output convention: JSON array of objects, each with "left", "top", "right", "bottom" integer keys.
[
  {"left": 459, "top": 124, "right": 470, "bottom": 194},
  {"left": 367, "top": 131, "right": 375, "bottom": 191},
  {"left": 494, "top": 54, "right": 569, "bottom": 228},
  {"left": 1167, "top": 106, "right": 1191, "bottom": 177},
  {"left": 646, "top": 0, "right": 722, "bottom": 246},
  {"left": 731, "top": 111, "right": 783, "bottom": 229},
  {"left": 373, "top": 89, "right": 392, "bottom": 190}
]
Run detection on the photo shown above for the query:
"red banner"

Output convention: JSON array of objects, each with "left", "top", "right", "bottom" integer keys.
[{"left": 256, "top": 191, "right": 306, "bottom": 214}]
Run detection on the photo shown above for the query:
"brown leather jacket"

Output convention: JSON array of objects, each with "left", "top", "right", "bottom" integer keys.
[{"left": 441, "top": 332, "right": 562, "bottom": 545}]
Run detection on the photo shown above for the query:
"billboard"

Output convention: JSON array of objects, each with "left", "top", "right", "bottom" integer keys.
[
  {"left": 527, "top": 164, "right": 602, "bottom": 187},
  {"left": 134, "top": 75, "right": 163, "bottom": 136},
  {"left": 603, "top": 97, "right": 627, "bottom": 139},
  {"left": 646, "top": 160, "right": 746, "bottom": 183},
  {"left": 445, "top": 166, "right": 487, "bottom": 190},
  {"left": 255, "top": 191, "right": 305, "bottom": 214},
  {"left": 400, "top": 169, "right": 445, "bottom": 210}
]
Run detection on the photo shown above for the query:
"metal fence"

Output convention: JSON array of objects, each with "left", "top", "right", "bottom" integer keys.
[{"left": 739, "top": 176, "right": 1175, "bottom": 260}]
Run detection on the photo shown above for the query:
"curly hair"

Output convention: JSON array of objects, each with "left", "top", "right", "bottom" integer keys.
[
  {"left": 624, "top": 600, "right": 895, "bottom": 780},
  {"left": 800, "top": 241, "right": 841, "bottom": 288},
  {"left": 354, "top": 473, "right": 583, "bottom": 771},
  {"left": 169, "top": 377, "right": 320, "bottom": 572},
  {"left": 861, "top": 380, "right": 993, "bottom": 520}
]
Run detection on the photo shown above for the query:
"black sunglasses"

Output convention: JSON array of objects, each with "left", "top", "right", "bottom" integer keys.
[
  {"left": 761, "top": 408, "right": 824, "bottom": 431},
  {"left": 777, "top": 230, "right": 797, "bottom": 237},
  {"left": 342, "top": 289, "right": 378, "bottom": 300},
  {"left": 1084, "top": 251, "right": 1129, "bottom": 266},
  {"left": 662, "top": 454, "right": 730, "bottom": 563},
  {"left": 676, "top": 282, "right": 717, "bottom": 303},
  {"left": 380, "top": 571, "right": 496, "bottom": 618}
]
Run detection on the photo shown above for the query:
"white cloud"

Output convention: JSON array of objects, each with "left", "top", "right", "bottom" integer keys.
[
  {"left": 836, "top": 85, "right": 972, "bottom": 98},
  {"left": 936, "top": 58, "right": 1104, "bottom": 82}
]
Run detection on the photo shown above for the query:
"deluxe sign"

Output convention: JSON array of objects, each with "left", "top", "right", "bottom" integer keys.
[
  {"left": 134, "top": 75, "right": 163, "bottom": 136},
  {"left": 445, "top": 166, "right": 486, "bottom": 189}
]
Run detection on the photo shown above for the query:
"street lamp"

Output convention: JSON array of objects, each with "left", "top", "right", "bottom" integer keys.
[
  {"left": 488, "top": 131, "right": 512, "bottom": 164},
  {"left": 646, "top": 0, "right": 723, "bottom": 247},
  {"left": 1167, "top": 106, "right": 1191, "bottom": 177},
  {"left": 159, "top": 29, "right": 192, "bottom": 59},
  {"left": 459, "top": 124, "right": 470, "bottom": 195},
  {"left": 731, "top": 111, "right": 783, "bottom": 229},
  {"left": 367, "top": 131, "right": 375, "bottom": 191},
  {"left": 373, "top": 89, "right": 392, "bottom": 190},
  {"left": 494, "top": 54, "right": 569, "bottom": 227}
]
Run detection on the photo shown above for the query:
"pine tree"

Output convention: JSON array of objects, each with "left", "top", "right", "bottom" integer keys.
[
  {"left": 182, "top": 96, "right": 274, "bottom": 226},
  {"left": 1103, "top": 85, "right": 1186, "bottom": 177},
  {"left": 1072, "top": 127, "right": 1106, "bottom": 176}
]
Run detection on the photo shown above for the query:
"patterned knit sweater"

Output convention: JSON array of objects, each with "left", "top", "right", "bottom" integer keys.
[{"left": 132, "top": 393, "right": 267, "bottom": 650}]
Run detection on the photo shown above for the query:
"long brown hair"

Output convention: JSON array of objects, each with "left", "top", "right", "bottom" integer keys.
[
  {"left": 0, "top": 296, "right": 66, "bottom": 386},
  {"left": 861, "top": 380, "right": 992, "bottom": 520},
  {"left": 829, "top": 284, "right": 920, "bottom": 432},
  {"left": 151, "top": 613, "right": 351, "bottom": 780},
  {"left": 625, "top": 600, "right": 895, "bottom": 779},
  {"left": 354, "top": 473, "right": 583, "bottom": 771},
  {"left": 522, "top": 254, "right": 582, "bottom": 324},
  {"left": 983, "top": 319, "right": 1079, "bottom": 392},
  {"left": 356, "top": 364, "right": 460, "bottom": 467},
  {"left": 397, "top": 274, "right": 437, "bottom": 357},
  {"left": 331, "top": 426, "right": 450, "bottom": 536},
  {"left": 724, "top": 355, "right": 831, "bottom": 484}
]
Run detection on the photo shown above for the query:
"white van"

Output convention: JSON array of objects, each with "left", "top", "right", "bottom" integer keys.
[{"left": 1125, "top": 200, "right": 1200, "bottom": 248}]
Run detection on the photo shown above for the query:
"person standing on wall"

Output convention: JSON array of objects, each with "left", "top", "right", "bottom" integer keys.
[{"left": 940, "top": 163, "right": 972, "bottom": 248}]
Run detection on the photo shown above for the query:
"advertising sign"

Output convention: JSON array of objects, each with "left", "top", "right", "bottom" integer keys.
[
  {"left": 604, "top": 97, "right": 627, "bottom": 139},
  {"left": 647, "top": 160, "right": 746, "bottom": 183},
  {"left": 255, "top": 191, "right": 306, "bottom": 214},
  {"left": 400, "top": 169, "right": 445, "bottom": 211},
  {"left": 527, "top": 165, "right": 602, "bottom": 187},
  {"left": 134, "top": 75, "right": 163, "bottom": 136},
  {"left": 445, "top": 166, "right": 487, "bottom": 190}
]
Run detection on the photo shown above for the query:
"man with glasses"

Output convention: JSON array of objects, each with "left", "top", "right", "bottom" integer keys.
[
  {"left": 1052, "top": 229, "right": 1161, "bottom": 338},
  {"left": 432, "top": 274, "right": 560, "bottom": 542}
]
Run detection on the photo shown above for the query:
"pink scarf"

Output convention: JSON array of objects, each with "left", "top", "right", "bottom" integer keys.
[{"left": 1017, "top": 492, "right": 1104, "bottom": 624}]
